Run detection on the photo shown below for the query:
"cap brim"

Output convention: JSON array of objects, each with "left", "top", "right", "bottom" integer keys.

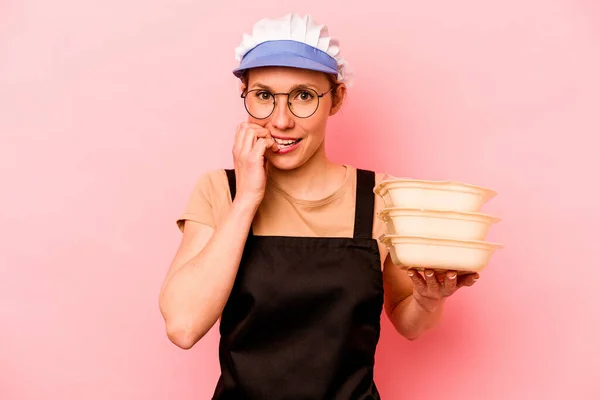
[{"left": 233, "top": 54, "right": 338, "bottom": 78}]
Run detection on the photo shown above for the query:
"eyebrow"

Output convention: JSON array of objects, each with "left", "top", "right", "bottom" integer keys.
[{"left": 250, "top": 83, "right": 320, "bottom": 92}]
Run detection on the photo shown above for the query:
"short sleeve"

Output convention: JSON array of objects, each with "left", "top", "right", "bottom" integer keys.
[{"left": 176, "top": 169, "right": 230, "bottom": 232}]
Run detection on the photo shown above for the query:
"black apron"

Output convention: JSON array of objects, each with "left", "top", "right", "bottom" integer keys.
[{"left": 212, "top": 168, "right": 384, "bottom": 399}]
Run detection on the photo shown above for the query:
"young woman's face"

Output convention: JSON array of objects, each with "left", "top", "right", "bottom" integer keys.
[{"left": 243, "top": 66, "right": 344, "bottom": 171}]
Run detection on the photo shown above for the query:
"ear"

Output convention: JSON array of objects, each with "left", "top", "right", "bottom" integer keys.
[{"left": 329, "top": 83, "right": 347, "bottom": 116}]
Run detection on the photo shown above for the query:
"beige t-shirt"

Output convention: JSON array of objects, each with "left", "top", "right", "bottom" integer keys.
[{"left": 177, "top": 165, "right": 394, "bottom": 269}]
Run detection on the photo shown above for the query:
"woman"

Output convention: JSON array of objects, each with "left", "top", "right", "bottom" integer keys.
[{"left": 159, "top": 13, "right": 479, "bottom": 399}]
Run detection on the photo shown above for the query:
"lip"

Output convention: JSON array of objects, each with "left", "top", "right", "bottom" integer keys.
[
  {"left": 271, "top": 134, "right": 301, "bottom": 141},
  {"left": 276, "top": 140, "right": 301, "bottom": 155}
]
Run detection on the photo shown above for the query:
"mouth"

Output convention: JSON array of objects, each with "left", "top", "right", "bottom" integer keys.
[{"left": 273, "top": 137, "right": 302, "bottom": 149}]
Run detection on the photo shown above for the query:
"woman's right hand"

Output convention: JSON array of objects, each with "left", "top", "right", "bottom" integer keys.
[{"left": 232, "top": 122, "right": 279, "bottom": 208}]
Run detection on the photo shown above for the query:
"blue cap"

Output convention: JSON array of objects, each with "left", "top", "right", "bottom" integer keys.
[{"left": 233, "top": 40, "right": 338, "bottom": 78}]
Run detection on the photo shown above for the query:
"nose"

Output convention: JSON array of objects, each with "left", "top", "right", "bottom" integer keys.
[{"left": 270, "top": 95, "right": 294, "bottom": 130}]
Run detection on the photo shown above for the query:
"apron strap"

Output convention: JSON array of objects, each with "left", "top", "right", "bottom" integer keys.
[
  {"left": 225, "top": 169, "right": 236, "bottom": 201},
  {"left": 353, "top": 169, "right": 376, "bottom": 239}
]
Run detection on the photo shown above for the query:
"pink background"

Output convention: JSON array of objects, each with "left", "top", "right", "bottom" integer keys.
[{"left": 1, "top": 0, "right": 599, "bottom": 399}]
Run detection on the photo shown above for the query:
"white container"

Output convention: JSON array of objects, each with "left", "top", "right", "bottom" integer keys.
[
  {"left": 379, "top": 234, "right": 503, "bottom": 273},
  {"left": 378, "top": 208, "right": 500, "bottom": 241},
  {"left": 373, "top": 179, "right": 496, "bottom": 212}
]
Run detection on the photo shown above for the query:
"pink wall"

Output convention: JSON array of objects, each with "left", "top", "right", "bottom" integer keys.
[{"left": 1, "top": 0, "right": 598, "bottom": 399}]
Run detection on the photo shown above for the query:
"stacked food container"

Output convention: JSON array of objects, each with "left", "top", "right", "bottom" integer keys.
[{"left": 374, "top": 179, "right": 503, "bottom": 274}]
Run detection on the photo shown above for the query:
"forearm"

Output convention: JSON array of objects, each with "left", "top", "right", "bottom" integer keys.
[
  {"left": 389, "top": 294, "right": 445, "bottom": 340},
  {"left": 160, "top": 199, "right": 258, "bottom": 348}
]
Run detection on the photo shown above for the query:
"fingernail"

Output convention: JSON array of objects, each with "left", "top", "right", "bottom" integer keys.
[
  {"left": 425, "top": 271, "right": 434, "bottom": 277},
  {"left": 407, "top": 270, "right": 414, "bottom": 277},
  {"left": 449, "top": 273, "right": 457, "bottom": 279}
]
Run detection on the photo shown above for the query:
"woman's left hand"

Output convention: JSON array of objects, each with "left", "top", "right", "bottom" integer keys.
[{"left": 407, "top": 269, "right": 479, "bottom": 312}]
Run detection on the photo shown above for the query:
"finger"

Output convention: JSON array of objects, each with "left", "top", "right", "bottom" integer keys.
[
  {"left": 443, "top": 271, "right": 458, "bottom": 293},
  {"left": 254, "top": 129, "right": 278, "bottom": 152},
  {"left": 251, "top": 137, "right": 269, "bottom": 159},
  {"left": 406, "top": 269, "right": 427, "bottom": 293},
  {"left": 241, "top": 126, "right": 257, "bottom": 155},
  {"left": 435, "top": 271, "right": 446, "bottom": 286},
  {"left": 253, "top": 137, "right": 278, "bottom": 158},
  {"left": 254, "top": 128, "right": 270, "bottom": 139},
  {"left": 249, "top": 128, "right": 273, "bottom": 151},
  {"left": 423, "top": 269, "right": 439, "bottom": 291},
  {"left": 457, "top": 272, "right": 479, "bottom": 288}
]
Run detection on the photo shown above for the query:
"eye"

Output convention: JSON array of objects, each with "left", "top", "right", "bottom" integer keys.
[
  {"left": 255, "top": 91, "right": 273, "bottom": 101},
  {"left": 294, "top": 90, "right": 315, "bottom": 102}
]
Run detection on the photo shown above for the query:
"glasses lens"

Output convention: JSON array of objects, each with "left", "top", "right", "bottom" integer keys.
[
  {"left": 244, "top": 90, "right": 274, "bottom": 119},
  {"left": 289, "top": 88, "right": 319, "bottom": 118}
]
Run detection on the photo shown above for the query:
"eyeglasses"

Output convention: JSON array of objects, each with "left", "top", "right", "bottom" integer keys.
[{"left": 241, "top": 87, "right": 334, "bottom": 119}]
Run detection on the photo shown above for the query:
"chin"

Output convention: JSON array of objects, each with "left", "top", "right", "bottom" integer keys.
[
  {"left": 267, "top": 157, "right": 301, "bottom": 171},
  {"left": 267, "top": 152, "right": 308, "bottom": 171}
]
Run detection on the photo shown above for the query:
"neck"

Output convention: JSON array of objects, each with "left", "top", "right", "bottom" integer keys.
[{"left": 268, "top": 144, "right": 346, "bottom": 201}]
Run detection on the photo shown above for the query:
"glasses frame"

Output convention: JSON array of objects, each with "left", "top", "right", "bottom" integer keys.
[{"left": 241, "top": 87, "right": 334, "bottom": 119}]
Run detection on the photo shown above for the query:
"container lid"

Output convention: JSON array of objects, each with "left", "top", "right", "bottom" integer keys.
[
  {"left": 373, "top": 178, "right": 497, "bottom": 200},
  {"left": 378, "top": 234, "right": 504, "bottom": 250},
  {"left": 377, "top": 207, "right": 501, "bottom": 223}
]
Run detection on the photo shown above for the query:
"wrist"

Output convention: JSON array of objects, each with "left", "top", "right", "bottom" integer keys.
[
  {"left": 413, "top": 293, "right": 445, "bottom": 313},
  {"left": 232, "top": 195, "right": 262, "bottom": 215}
]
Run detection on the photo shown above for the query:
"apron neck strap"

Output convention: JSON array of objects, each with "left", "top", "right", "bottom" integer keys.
[
  {"left": 353, "top": 169, "right": 376, "bottom": 239},
  {"left": 225, "top": 168, "right": 237, "bottom": 201}
]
